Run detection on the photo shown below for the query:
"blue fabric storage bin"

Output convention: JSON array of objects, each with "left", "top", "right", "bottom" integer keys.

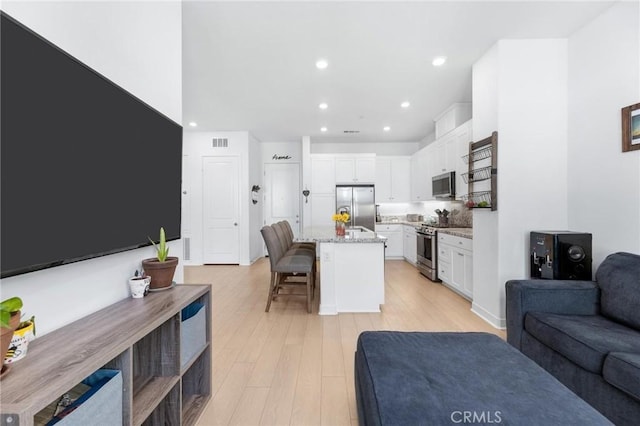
[
  {"left": 181, "top": 302, "right": 206, "bottom": 368},
  {"left": 47, "top": 369, "right": 122, "bottom": 426}
]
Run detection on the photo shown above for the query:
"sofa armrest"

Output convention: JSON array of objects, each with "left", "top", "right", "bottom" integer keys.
[{"left": 505, "top": 279, "right": 600, "bottom": 350}]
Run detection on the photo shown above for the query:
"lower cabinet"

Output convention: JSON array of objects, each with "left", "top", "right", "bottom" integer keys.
[
  {"left": 438, "top": 233, "right": 473, "bottom": 299},
  {"left": 0, "top": 285, "right": 212, "bottom": 426},
  {"left": 376, "top": 224, "right": 403, "bottom": 258},
  {"left": 403, "top": 225, "right": 417, "bottom": 264}
]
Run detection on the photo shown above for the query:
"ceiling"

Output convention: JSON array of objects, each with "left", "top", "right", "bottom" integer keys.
[{"left": 182, "top": 1, "right": 613, "bottom": 144}]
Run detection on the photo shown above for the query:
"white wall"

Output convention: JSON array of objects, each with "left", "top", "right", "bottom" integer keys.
[
  {"left": 311, "top": 141, "right": 419, "bottom": 156},
  {"left": 568, "top": 1, "right": 640, "bottom": 268},
  {"left": 0, "top": 1, "right": 183, "bottom": 335},
  {"left": 249, "top": 136, "right": 264, "bottom": 262},
  {"left": 262, "top": 141, "right": 302, "bottom": 164},
  {"left": 472, "top": 39, "right": 569, "bottom": 328},
  {"left": 471, "top": 44, "right": 502, "bottom": 327}
]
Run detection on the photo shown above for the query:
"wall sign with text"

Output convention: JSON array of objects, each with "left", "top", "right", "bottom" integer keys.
[{"left": 272, "top": 154, "right": 292, "bottom": 160}]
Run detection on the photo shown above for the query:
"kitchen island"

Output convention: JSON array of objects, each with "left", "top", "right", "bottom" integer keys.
[{"left": 298, "top": 226, "right": 386, "bottom": 315}]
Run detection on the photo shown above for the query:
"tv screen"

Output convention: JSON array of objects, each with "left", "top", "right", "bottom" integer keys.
[{"left": 1, "top": 12, "right": 182, "bottom": 278}]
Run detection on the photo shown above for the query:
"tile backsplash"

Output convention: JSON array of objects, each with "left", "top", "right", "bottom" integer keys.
[{"left": 377, "top": 200, "right": 473, "bottom": 228}]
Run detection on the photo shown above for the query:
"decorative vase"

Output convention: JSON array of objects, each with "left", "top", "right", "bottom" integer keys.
[
  {"left": 4, "top": 319, "right": 34, "bottom": 365},
  {"left": 142, "top": 257, "right": 179, "bottom": 290},
  {"left": 335, "top": 221, "right": 346, "bottom": 236}
]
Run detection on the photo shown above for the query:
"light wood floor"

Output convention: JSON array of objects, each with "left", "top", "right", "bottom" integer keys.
[{"left": 185, "top": 258, "right": 505, "bottom": 426}]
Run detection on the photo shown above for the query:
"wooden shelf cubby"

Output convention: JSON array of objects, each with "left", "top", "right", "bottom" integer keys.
[{"left": 0, "top": 284, "right": 211, "bottom": 426}]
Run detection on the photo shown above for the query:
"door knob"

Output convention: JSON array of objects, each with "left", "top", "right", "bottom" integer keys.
[{"left": 234, "top": 222, "right": 238, "bottom": 226}]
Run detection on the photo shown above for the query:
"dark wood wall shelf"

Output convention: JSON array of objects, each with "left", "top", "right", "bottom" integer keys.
[
  {"left": 463, "top": 131, "right": 498, "bottom": 211},
  {"left": 0, "top": 284, "right": 211, "bottom": 426}
]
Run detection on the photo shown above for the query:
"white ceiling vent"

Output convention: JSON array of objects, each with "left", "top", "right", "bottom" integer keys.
[
  {"left": 212, "top": 138, "right": 229, "bottom": 148},
  {"left": 343, "top": 130, "right": 360, "bottom": 134}
]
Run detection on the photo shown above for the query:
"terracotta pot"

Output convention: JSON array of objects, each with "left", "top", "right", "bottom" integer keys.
[
  {"left": 1, "top": 311, "right": 20, "bottom": 372},
  {"left": 142, "top": 257, "right": 178, "bottom": 290}
]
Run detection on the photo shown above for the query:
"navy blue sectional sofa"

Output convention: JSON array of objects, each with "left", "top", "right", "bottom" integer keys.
[{"left": 506, "top": 252, "right": 640, "bottom": 425}]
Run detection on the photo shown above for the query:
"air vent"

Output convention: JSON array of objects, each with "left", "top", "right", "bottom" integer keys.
[
  {"left": 343, "top": 130, "right": 360, "bottom": 134},
  {"left": 183, "top": 237, "right": 191, "bottom": 261},
  {"left": 212, "top": 138, "right": 229, "bottom": 148}
]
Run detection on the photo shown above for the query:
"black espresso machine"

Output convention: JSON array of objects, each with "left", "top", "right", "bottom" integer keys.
[{"left": 530, "top": 231, "right": 592, "bottom": 280}]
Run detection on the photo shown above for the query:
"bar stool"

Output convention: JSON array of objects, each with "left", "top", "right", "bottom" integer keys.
[{"left": 260, "top": 225, "right": 315, "bottom": 313}]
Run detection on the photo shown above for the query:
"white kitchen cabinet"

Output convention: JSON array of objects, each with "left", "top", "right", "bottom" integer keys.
[
  {"left": 432, "top": 132, "right": 457, "bottom": 175},
  {"left": 335, "top": 156, "right": 376, "bottom": 183},
  {"left": 410, "top": 146, "right": 433, "bottom": 202},
  {"left": 310, "top": 193, "right": 336, "bottom": 228},
  {"left": 375, "top": 224, "right": 403, "bottom": 258},
  {"left": 423, "top": 119, "right": 473, "bottom": 200},
  {"left": 434, "top": 103, "right": 472, "bottom": 139},
  {"left": 454, "top": 120, "right": 472, "bottom": 200},
  {"left": 311, "top": 155, "right": 336, "bottom": 194},
  {"left": 451, "top": 249, "right": 473, "bottom": 297},
  {"left": 437, "top": 233, "right": 473, "bottom": 299},
  {"left": 403, "top": 225, "right": 417, "bottom": 264},
  {"left": 376, "top": 156, "right": 410, "bottom": 202}
]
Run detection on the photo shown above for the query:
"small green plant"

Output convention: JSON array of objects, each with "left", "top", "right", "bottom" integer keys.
[
  {"left": 18, "top": 315, "right": 36, "bottom": 336},
  {"left": 148, "top": 227, "right": 170, "bottom": 262},
  {"left": 1, "top": 297, "right": 23, "bottom": 328}
]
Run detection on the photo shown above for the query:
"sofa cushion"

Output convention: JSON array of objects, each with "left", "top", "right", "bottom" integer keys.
[
  {"left": 596, "top": 252, "right": 640, "bottom": 330},
  {"left": 525, "top": 312, "right": 640, "bottom": 374},
  {"left": 603, "top": 352, "right": 640, "bottom": 401},
  {"left": 355, "top": 331, "right": 612, "bottom": 426}
]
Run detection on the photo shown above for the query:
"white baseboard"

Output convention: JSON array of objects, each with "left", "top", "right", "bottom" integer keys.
[
  {"left": 471, "top": 302, "right": 506, "bottom": 329},
  {"left": 318, "top": 304, "right": 337, "bottom": 315}
]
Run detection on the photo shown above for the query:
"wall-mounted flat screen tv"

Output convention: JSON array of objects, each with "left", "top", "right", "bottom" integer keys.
[{"left": 1, "top": 12, "right": 182, "bottom": 279}]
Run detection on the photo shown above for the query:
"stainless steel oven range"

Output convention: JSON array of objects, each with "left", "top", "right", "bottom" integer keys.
[{"left": 416, "top": 225, "right": 440, "bottom": 281}]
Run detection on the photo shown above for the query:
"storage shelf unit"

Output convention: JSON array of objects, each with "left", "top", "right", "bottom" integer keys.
[
  {"left": 463, "top": 131, "right": 498, "bottom": 210},
  {"left": 0, "top": 284, "right": 211, "bottom": 426}
]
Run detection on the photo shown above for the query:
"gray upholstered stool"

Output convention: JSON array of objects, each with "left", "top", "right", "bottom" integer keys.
[{"left": 261, "top": 225, "right": 315, "bottom": 313}]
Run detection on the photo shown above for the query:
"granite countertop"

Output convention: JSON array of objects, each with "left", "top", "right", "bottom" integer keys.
[
  {"left": 377, "top": 220, "right": 473, "bottom": 238},
  {"left": 298, "top": 226, "right": 387, "bottom": 243},
  {"left": 437, "top": 227, "right": 473, "bottom": 239},
  {"left": 376, "top": 220, "right": 423, "bottom": 228}
]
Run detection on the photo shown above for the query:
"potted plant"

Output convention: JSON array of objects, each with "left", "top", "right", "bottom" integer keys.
[
  {"left": 142, "top": 227, "right": 178, "bottom": 290},
  {"left": 1, "top": 297, "right": 22, "bottom": 375},
  {"left": 332, "top": 212, "right": 350, "bottom": 236}
]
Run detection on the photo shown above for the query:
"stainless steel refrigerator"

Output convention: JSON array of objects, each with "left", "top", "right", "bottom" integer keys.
[{"left": 335, "top": 185, "right": 375, "bottom": 231}]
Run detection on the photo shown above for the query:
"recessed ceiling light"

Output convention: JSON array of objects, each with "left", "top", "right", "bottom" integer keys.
[
  {"left": 320, "top": 127, "right": 328, "bottom": 132},
  {"left": 316, "top": 59, "right": 328, "bottom": 69},
  {"left": 432, "top": 56, "right": 447, "bottom": 67},
  {"left": 188, "top": 121, "right": 197, "bottom": 127},
  {"left": 383, "top": 126, "right": 391, "bottom": 132},
  {"left": 319, "top": 103, "right": 328, "bottom": 110},
  {"left": 401, "top": 101, "right": 410, "bottom": 108}
]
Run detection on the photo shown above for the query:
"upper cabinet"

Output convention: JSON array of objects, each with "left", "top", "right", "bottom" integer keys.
[
  {"left": 375, "top": 156, "right": 410, "bottom": 203},
  {"left": 434, "top": 103, "right": 472, "bottom": 139},
  {"left": 335, "top": 155, "right": 376, "bottom": 184},
  {"left": 311, "top": 155, "right": 336, "bottom": 194},
  {"left": 410, "top": 119, "right": 473, "bottom": 202},
  {"left": 411, "top": 145, "right": 433, "bottom": 202},
  {"left": 454, "top": 121, "right": 472, "bottom": 200}
]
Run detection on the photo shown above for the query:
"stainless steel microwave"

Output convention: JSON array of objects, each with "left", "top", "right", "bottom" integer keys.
[{"left": 432, "top": 171, "right": 456, "bottom": 198}]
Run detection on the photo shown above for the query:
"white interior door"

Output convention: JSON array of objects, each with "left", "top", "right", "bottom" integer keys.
[
  {"left": 264, "top": 163, "right": 300, "bottom": 236},
  {"left": 203, "top": 156, "right": 240, "bottom": 264}
]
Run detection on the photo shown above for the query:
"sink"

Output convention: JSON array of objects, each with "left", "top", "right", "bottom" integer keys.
[{"left": 346, "top": 227, "right": 364, "bottom": 232}]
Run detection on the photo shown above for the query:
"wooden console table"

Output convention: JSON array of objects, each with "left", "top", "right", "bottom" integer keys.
[{"left": 0, "top": 284, "right": 211, "bottom": 426}]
